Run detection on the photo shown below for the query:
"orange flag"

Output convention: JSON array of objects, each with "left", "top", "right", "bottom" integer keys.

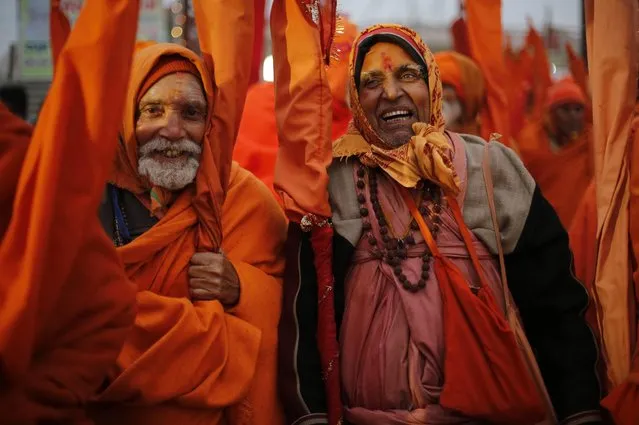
[
  {"left": 585, "top": 0, "right": 638, "bottom": 406},
  {"left": 50, "top": 0, "right": 71, "bottom": 72},
  {"left": 464, "top": 0, "right": 512, "bottom": 146},
  {"left": 0, "top": 0, "right": 139, "bottom": 421}
]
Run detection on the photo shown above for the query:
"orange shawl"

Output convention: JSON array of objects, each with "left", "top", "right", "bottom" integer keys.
[
  {"left": 0, "top": 0, "right": 138, "bottom": 421},
  {"left": 94, "top": 36, "right": 285, "bottom": 425}
]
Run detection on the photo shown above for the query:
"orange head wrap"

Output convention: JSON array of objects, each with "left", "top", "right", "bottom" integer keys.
[
  {"left": 332, "top": 24, "right": 461, "bottom": 196},
  {"left": 545, "top": 77, "right": 587, "bottom": 110},
  {"left": 137, "top": 55, "right": 201, "bottom": 102},
  {"left": 434, "top": 51, "right": 485, "bottom": 126}
]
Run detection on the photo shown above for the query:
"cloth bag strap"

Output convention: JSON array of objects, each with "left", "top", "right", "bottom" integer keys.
[{"left": 481, "top": 142, "right": 559, "bottom": 425}]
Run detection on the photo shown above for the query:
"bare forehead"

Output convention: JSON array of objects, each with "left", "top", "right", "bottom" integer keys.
[{"left": 139, "top": 72, "right": 206, "bottom": 104}]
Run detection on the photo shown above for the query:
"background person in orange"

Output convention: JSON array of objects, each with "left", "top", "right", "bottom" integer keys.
[
  {"left": 233, "top": 15, "right": 358, "bottom": 192},
  {"left": 435, "top": 51, "right": 485, "bottom": 136},
  {"left": 0, "top": 0, "right": 138, "bottom": 422},
  {"left": 517, "top": 78, "right": 592, "bottom": 230}
]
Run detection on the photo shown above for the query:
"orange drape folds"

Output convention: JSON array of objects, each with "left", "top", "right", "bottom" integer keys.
[
  {"left": 93, "top": 163, "right": 286, "bottom": 425},
  {"left": 464, "top": 0, "right": 512, "bottom": 146},
  {"left": 0, "top": 0, "right": 139, "bottom": 422},
  {"left": 0, "top": 104, "right": 30, "bottom": 237},
  {"left": 584, "top": 4, "right": 638, "bottom": 421},
  {"left": 194, "top": 0, "right": 255, "bottom": 202},
  {"left": 49, "top": 0, "right": 71, "bottom": 72}
]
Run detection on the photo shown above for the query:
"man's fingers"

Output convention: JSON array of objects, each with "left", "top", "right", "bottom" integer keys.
[
  {"left": 189, "top": 285, "right": 220, "bottom": 301},
  {"left": 189, "top": 277, "right": 219, "bottom": 291},
  {"left": 188, "top": 264, "right": 221, "bottom": 279},
  {"left": 190, "top": 252, "right": 222, "bottom": 265}
]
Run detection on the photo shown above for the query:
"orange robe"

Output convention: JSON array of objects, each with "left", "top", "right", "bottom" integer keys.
[
  {"left": 92, "top": 42, "right": 286, "bottom": 425},
  {"left": 0, "top": 0, "right": 138, "bottom": 421},
  {"left": 518, "top": 122, "right": 593, "bottom": 229}
]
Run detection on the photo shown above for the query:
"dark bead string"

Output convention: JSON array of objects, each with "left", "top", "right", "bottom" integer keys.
[
  {"left": 357, "top": 164, "right": 444, "bottom": 292},
  {"left": 113, "top": 197, "right": 130, "bottom": 247}
]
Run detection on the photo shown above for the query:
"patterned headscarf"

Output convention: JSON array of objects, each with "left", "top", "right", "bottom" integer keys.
[{"left": 333, "top": 24, "right": 460, "bottom": 195}]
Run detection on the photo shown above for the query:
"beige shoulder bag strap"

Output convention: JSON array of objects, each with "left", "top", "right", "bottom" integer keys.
[{"left": 482, "top": 143, "right": 558, "bottom": 425}]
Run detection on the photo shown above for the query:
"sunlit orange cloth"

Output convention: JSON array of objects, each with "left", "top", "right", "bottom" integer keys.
[
  {"left": 585, "top": 0, "right": 637, "bottom": 395},
  {"left": 464, "top": 0, "right": 513, "bottom": 147},
  {"left": 600, "top": 107, "right": 639, "bottom": 425},
  {"left": 435, "top": 51, "right": 485, "bottom": 136},
  {"left": 0, "top": 0, "right": 138, "bottom": 422},
  {"left": 94, "top": 43, "right": 286, "bottom": 425},
  {"left": 333, "top": 26, "right": 460, "bottom": 196}
]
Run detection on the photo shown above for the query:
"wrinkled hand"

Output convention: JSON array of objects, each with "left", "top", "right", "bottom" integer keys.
[{"left": 189, "top": 252, "right": 240, "bottom": 307}]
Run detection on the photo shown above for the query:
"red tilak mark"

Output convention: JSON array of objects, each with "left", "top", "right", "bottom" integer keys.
[{"left": 381, "top": 52, "right": 394, "bottom": 72}]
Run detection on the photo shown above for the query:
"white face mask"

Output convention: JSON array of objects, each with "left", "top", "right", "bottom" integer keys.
[{"left": 442, "top": 99, "right": 462, "bottom": 127}]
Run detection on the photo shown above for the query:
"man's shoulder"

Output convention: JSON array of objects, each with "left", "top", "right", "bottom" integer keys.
[{"left": 226, "top": 162, "right": 285, "bottom": 219}]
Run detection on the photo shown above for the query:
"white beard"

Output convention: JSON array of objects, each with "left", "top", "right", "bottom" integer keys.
[
  {"left": 443, "top": 99, "right": 462, "bottom": 127},
  {"left": 138, "top": 137, "right": 202, "bottom": 191}
]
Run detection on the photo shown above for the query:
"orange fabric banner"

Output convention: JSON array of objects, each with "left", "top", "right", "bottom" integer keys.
[
  {"left": 585, "top": 0, "right": 638, "bottom": 391},
  {"left": 271, "top": 0, "right": 334, "bottom": 221},
  {"left": 0, "top": 0, "right": 139, "bottom": 421},
  {"left": 464, "top": 0, "right": 512, "bottom": 146}
]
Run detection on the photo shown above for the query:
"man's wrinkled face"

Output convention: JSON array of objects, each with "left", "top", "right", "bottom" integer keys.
[
  {"left": 552, "top": 102, "right": 585, "bottom": 143},
  {"left": 358, "top": 42, "right": 430, "bottom": 148},
  {"left": 442, "top": 84, "right": 463, "bottom": 130},
  {"left": 135, "top": 72, "right": 207, "bottom": 190}
]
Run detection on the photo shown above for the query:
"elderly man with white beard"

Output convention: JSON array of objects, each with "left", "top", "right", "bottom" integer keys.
[{"left": 93, "top": 43, "right": 287, "bottom": 424}]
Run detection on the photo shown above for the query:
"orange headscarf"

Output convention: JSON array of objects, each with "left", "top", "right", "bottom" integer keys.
[
  {"left": 545, "top": 77, "right": 587, "bottom": 109},
  {"left": 333, "top": 24, "right": 460, "bottom": 196},
  {"left": 110, "top": 43, "right": 224, "bottom": 252},
  {"left": 435, "top": 51, "right": 485, "bottom": 136}
]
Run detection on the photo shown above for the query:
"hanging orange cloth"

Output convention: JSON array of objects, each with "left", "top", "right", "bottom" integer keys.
[
  {"left": 600, "top": 89, "right": 639, "bottom": 425},
  {"left": 234, "top": 16, "right": 356, "bottom": 193},
  {"left": 0, "top": 0, "right": 138, "bottom": 422},
  {"left": 517, "top": 79, "right": 593, "bottom": 229},
  {"left": 584, "top": 3, "right": 638, "bottom": 421},
  {"left": 434, "top": 51, "right": 484, "bottom": 136},
  {"left": 91, "top": 34, "right": 286, "bottom": 424},
  {"left": 463, "top": 0, "right": 513, "bottom": 147}
]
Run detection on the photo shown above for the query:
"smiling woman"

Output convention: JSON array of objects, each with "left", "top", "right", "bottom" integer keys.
[{"left": 357, "top": 42, "right": 430, "bottom": 148}]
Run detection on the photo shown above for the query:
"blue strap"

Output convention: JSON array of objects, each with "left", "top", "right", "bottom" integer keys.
[{"left": 110, "top": 186, "right": 132, "bottom": 243}]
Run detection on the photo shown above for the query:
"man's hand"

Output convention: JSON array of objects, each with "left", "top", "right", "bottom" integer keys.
[{"left": 188, "top": 252, "right": 240, "bottom": 307}]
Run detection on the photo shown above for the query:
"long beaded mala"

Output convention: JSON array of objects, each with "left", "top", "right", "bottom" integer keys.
[{"left": 356, "top": 164, "right": 444, "bottom": 292}]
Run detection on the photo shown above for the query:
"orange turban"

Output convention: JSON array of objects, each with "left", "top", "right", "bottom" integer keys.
[
  {"left": 138, "top": 55, "right": 201, "bottom": 102},
  {"left": 434, "top": 51, "right": 485, "bottom": 134},
  {"left": 545, "top": 78, "right": 587, "bottom": 109}
]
